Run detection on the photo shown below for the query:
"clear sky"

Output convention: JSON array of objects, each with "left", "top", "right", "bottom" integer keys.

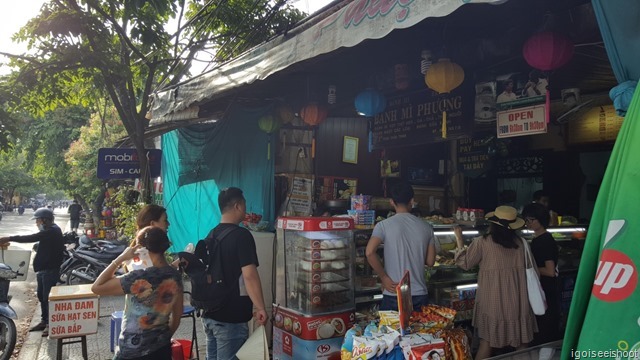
[
  {"left": 0, "top": 0, "right": 333, "bottom": 75},
  {"left": 0, "top": 0, "right": 45, "bottom": 74}
]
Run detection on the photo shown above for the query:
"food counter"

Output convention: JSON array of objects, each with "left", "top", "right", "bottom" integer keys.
[{"left": 353, "top": 221, "right": 586, "bottom": 330}]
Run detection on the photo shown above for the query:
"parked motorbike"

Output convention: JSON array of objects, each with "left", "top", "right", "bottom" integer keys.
[
  {"left": 60, "top": 235, "right": 127, "bottom": 285},
  {"left": 0, "top": 260, "right": 26, "bottom": 360}
]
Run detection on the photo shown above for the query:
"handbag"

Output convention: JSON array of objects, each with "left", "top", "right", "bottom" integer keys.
[{"left": 521, "top": 238, "right": 547, "bottom": 315}]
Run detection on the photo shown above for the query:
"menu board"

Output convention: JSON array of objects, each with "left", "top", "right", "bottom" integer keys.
[
  {"left": 371, "top": 85, "right": 473, "bottom": 148},
  {"left": 457, "top": 136, "right": 492, "bottom": 178},
  {"left": 568, "top": 105, "right": 624, "bottom": 144}
]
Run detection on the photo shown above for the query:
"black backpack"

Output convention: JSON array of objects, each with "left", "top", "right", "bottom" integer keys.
[{"left": 179, "top": 226, "right": 238, "bottom": 313}]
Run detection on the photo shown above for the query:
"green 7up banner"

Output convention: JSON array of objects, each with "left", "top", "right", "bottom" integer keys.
[{"left": 562, "top": 84, "right": 640, "bottom": 359}]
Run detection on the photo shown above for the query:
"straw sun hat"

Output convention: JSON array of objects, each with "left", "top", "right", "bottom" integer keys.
[{"left": 484, "top": 205, "right": 525, "bottom": 229}]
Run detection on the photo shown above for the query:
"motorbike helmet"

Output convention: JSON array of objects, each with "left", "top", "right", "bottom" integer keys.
[{"left": 30, "top": 208, "right": 54, "bottom": 221}]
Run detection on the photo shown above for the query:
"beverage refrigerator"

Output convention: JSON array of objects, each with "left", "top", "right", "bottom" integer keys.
[{"left": 273, "top": 217, "right": 356, "bottom": 360}]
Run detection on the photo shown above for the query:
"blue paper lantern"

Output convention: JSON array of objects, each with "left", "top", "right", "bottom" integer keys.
[{"left": 355, "top": 88, "right": 386, "bottom": 117}]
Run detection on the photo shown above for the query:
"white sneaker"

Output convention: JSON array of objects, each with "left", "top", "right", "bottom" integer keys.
[{"left": 539, "top": 347, "right": 556, "bottom": 360}]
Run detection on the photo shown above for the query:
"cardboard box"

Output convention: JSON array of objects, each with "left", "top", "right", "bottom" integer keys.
[{"left": 316, "top": 176, "right": 357, "bottom": 201}]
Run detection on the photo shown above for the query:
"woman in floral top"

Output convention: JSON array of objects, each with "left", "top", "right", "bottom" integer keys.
[{"left": 92, "top": 226, "right": 183, "bottom": 360}]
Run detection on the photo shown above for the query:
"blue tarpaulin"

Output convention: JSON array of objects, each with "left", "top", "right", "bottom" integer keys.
[{"left": 161, "top": 104, "right": 275, "bottom": 252}]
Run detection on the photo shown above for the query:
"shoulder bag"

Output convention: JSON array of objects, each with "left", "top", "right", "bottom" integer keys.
[{"left": 521, "top": 238, "right": 547, "bottom": 315}]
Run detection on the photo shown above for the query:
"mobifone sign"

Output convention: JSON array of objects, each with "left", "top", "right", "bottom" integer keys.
[{"left": 97, "top": 148, "right": 162, "bottom": 179}]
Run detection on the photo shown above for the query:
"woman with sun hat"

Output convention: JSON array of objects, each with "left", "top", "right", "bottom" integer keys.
[{"left": 453, "top": 206, "right": 537, "bottom": 359}]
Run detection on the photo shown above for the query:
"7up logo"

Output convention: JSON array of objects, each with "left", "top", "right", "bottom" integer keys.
[{"left": 593, "top": 249, "right": 637, "bottom": 302}]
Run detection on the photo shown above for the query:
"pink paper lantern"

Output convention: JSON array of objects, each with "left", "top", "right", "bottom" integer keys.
[{"left": 522, "top": 31, "right": 574, "bottom": 71}]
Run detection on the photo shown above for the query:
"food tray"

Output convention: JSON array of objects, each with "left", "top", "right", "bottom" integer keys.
[
  {"left": 296, "top": 239, "right": 349, "bottom": 250},
  {"left": 296, "top": 281, "right": 350, "bottom": 293},
  {"left": 297, "top": 259, "right": 348, "bottom": 271},
  {"left": 297, "top": 271, "right": 349, "bottom": 284},
  {"left": 299, "top": 290, "right": 352, "bottom": 308},
  {"left": 296, "top": 248, "right": 350, "bottom": 262}
]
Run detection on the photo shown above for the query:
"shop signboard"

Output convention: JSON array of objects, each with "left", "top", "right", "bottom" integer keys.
[
  {"left": 48, "top": 284, "right": 99, "bottom": 339},
  {"left": 496, "top": 103, "right": 547, "bottom": 138},
  {"left": 457, "top": 135, "right": 492, "bottom": 178},
  {"left": 97, "top": 148, "right": 162, "bottom": 179},
  {"left": 370, "top": 85, "right": 473, "bottom": 148},
  {"left": 567, "top": 105, "right": 624, "bottom": 144}
]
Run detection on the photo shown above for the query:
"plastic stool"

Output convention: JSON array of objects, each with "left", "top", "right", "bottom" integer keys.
[{"left": 181, "top": 305, "right": 199, "bottom": 359}]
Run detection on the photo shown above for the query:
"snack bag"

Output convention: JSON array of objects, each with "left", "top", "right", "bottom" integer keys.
[
  {"left": 352, "top": 336, "right": 380, "bottom": 360},
  {"left": 342, "top": 325, "right": 363, "bottom": 360},
  {"left": 379, "top": 311, "right": 401, "bottom": 330},
  {"left": 440, "top": 328, "right": 472, "bottom": 360},
  {"left": 400, "top": 334, "right": 446, "bottom": 360}
]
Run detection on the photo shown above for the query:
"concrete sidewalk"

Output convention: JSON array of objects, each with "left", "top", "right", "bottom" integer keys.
[{"left": 18, "top": 293, "right": 208, "bottom": 360}]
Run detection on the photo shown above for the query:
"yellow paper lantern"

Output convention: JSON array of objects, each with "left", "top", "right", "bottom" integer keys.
[{"left": 425, "top": 58, "right": 465, "bottom": 138}]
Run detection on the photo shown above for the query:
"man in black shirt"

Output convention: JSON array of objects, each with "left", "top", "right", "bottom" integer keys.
[
  {"left": 195, "top": 187, "right": 267, "bottom": 360},
  {"left": 67, "top": 200, "right": 83, "bottom": 233},
  {"left": 0, "top": 208, "right": 65, "bottom": 337}
]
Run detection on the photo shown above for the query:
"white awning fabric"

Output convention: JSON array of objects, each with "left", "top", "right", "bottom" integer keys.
[{"left": 151, "top": 0, "right": 505, "bottom": 125}]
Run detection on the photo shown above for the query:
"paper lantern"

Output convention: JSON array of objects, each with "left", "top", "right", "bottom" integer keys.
[
  {"left": 355, "top": 88, "right": 387, "bottom": 117},
  {"left": 258, "top": 115, "right": 280, "bottom": 160},
  {"left": 275, "top": 104, "right": 295, "bottom": 124},
  {"left": 425, "top": 58, "right": 465, "bottom": 94},
  {"left": 425, "top": 58, "right": 465, "bottom": 138},
  {"left": 300, "top": 103, "right": 328, "bottom": 126},
  {"left": 300, "top": 103, "right": 327, "bottom": 159},
  {"left": 258, "top": 115, "right": 279, "bottom": 134},
  {"left": 522, "top": 31, "right": 574, "bottom": 71}
]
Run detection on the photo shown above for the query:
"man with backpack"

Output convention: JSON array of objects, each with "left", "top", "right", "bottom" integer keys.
[{"left": 194, "top": 187, "right": 268, "bottom": 360}]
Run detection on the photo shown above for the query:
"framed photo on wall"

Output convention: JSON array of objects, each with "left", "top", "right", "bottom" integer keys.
[{"left": 342, "top": 136, "right": 359, "bottom": 164}]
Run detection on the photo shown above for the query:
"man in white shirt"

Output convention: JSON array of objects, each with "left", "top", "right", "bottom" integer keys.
[{"left": 497, "top": 78, "right": 518, "bottom": 103}]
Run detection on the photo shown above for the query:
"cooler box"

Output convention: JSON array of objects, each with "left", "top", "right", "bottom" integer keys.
[{"left": 110, "top": 311, "right": 123, "bottom": 353}]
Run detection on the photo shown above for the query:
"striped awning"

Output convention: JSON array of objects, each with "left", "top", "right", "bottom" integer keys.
[{"left": 151, "top": 0, "right": 506, "bottom": 125}]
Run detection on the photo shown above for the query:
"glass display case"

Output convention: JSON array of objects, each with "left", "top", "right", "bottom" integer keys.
[
  {"left": 273, "top": 217, "right": 356, "bottom": 360},
  {"left": 275, "top": 217, "right": 355, "bottom": 314}
]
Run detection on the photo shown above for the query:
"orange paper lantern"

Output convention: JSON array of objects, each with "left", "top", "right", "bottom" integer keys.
[{"left": 300, "top": 103, "right": 328, "bottom": 126}]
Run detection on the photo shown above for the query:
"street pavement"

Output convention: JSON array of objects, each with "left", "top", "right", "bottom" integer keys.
[{"left": 0, "top": 208, "right": 208, "bottom": 359}]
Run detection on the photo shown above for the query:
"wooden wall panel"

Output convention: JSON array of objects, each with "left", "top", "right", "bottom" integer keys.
[{"left": 315, "top": 117, "right": 381, "bottom": 196}]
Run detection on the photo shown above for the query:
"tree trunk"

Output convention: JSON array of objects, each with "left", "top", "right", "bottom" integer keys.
[{"left": 132, "top": 135, "right": 151, "bottom": 204}]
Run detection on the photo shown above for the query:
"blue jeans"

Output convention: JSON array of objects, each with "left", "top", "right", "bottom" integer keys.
[
  {"left": 201, "top": 318, "right": 248, "bottom": 360},
  {"left": 37, "top": 269, "right": 59, "bottom": 324},
  {"left": 380, "top": 294, "right": 429, "bottom": 312}
]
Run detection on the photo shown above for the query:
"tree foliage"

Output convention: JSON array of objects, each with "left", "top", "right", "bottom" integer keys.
[
  {"left": 0, "top": 151, "right": 37, "bottom": 204},
  {"left": 3, "top": 0, "right": 305, "bottom": 201},
  {"left": 22, "top": 106, "right": 90, "bottom": 190},
  {"left": 65, "top": 107, "right": 127, "bottom": 203}
]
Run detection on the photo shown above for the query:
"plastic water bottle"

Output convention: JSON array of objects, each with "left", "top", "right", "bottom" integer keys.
[{"left": 364, "top": 320, "right": 378, "bottom": 337}]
